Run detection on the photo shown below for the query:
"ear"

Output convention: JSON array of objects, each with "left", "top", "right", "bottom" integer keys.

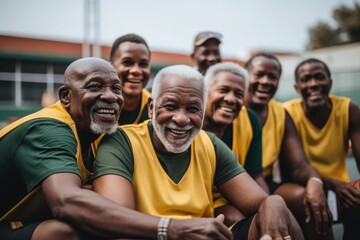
[
  {"left": 294, "top": 82, "right": 300, "bottom": 95},
  {"left": 147, "top": 97, "right": 154, "bottom": 119},
  {"left": 329, "top": 78, "right": 333, "bottom": 90},
  {"left": 59, "top": 85, "right": 71, "bottom": 108}
]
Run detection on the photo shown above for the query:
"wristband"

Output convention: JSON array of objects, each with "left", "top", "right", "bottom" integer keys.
[
  {"left": 310, "top": 177, "right": 323, "bottom": 185},
  {"left": 158, "top": 217, "right": 171, "bottom": 240}
]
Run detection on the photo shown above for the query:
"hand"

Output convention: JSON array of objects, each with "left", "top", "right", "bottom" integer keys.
[
  {"left": 303, "top": 178, "right": 332, "bottom": 235},
  {"left": 252, "top": 195, "right": 304, "bottom": 240},
  {"left": 333, "top": 179, "right": 360, "bottom": 212},
  {"left": 168, "top": 214, "right": 233, "bottom": 240}
]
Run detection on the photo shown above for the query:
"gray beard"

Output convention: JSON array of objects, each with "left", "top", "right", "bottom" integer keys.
[
  {"left": 90, "top": 121, "right": 117, "bottom": 135},
  {"left": 152, "top": 110, "right": 199, "bottom": 153}
]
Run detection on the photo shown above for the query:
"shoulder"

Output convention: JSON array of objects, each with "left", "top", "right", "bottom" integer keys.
[
  {"left": 7, "top": 118, "right": 74, "bottom": 139},
  {"left": 283, "top": 98, "right": 302, "bottom": 108}
]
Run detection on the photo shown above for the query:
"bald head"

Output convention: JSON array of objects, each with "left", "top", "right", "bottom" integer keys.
[
  {"left": 59, "top": 57, "right": 124, "bottom": 139},
  {"left": 64, "top": 57, "right": 117, "bottom": 86}
]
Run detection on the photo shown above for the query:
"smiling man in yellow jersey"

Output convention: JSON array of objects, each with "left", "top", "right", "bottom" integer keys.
[
  {"left": 110, "top": 33, "right": 151, "bottom": 125},
  {"left": 202, "top": 62, "right": 266, "bottom": 227},
  {"left": 244, "top": 53, "right": 332, "bottom": 239},
  {"left": 284, "top": 58, "right": 360, "bottom": 240},
  {"left": 93, "top": 64, "right": 304, "bottom": 240}
]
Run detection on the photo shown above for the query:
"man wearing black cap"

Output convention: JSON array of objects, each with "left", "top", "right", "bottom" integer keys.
[{"left": 191, "top": 31, "right": 222, "bottom": 75}]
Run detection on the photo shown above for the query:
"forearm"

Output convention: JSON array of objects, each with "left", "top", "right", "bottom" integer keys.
[
  {"left": 54, "top": 188, "right": 159, "bottom": 238},
  {"left": 321, "top": 176, "right": 340, "bottom": 190},
  {"left": 291, "top": 162, "right": 321, "bottom": 186},
  {"left": 252, "top": 174, "right": 270, "bottom": 194}
]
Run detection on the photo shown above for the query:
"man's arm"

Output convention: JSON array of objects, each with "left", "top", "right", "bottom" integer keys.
[
  {"left": 42, "top": 173, "right": 159, "bottom": 238},
  {"left": 280, "top": 112, "right": 320, "bottom": 183},
  {"left": 280, "top": 111, "right": 332, "bottom": 233},
  {"left": 322, "top": 102, "right": 360, "bottom": 210},
  {"left": 349, "top": 102, "right": 360, "bottom": 173},
  {"left": 218, "top": 172, "right": 268, "bottom": 216}
]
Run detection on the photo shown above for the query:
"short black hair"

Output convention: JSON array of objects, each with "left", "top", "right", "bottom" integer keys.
[
  {"left": 109, "top": 33, "right": 150, "bottom": 62},
  {"left": 244, "top": 52, "right": 282, "bottom": 76},
  {"left": 294, "top": 58, "right": 331, "bottom": 81}
]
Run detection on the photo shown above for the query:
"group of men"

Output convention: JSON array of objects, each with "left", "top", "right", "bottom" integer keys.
[{"left": 0, "top": 31, "right": 359, "bottom": 240}]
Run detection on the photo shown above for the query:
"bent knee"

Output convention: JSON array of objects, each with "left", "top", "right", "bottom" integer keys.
[{"left": 32, "top": 219, "right": 82, "bottom": 240}]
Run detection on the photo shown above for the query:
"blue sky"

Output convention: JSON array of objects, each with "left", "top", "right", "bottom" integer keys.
[{"left": 0, "top": 0, "right": 359, "bottom": 59}]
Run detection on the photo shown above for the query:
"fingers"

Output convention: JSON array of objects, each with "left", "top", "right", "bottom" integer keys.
[
  {"left": 304, "top": 201, "right": 311, "bottom": 223},
  {"left": 260, "top": 234, "right": 272, "bottom": 240},
  {"left": 215, "top": 213, "right": 225, "bottom": 223}
]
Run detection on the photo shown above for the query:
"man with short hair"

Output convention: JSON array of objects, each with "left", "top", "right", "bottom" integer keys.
[
  {"left": 203, "top": 62, "right": 268, "bottom": 226},
  {"left": 191, "top": 31, "right": 222, "bottom": 75},
  {"left": 284, "top": 58, "right": 360, "bottom": 240},
  {"left": 244, "top": 53, "right": 332, "bottom": 239},
  {"left": 109, "top": 33, "right": 151, "bottom": 125},
  {"left": 93, "top": 64, "right": 304, "bottom": 240},
  {"left": 0, "top": 58, "right": 244, "bottom": 240}
]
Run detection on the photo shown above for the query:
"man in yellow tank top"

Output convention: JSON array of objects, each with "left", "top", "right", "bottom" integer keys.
[
  {"left": 94, "top": 64, "right": 304, "bottom": 240},
  {"left": 284, "top": 58, "right": 360, "bottom": 240},
  {"left": 109, "top": 33, "right": 151, "bottom": 125},
  {"left": 1, "top": 58, "right": 255, "bottom": 240},
  {"left": 202, "top": 62, "right": 267, "bottom": 226},
  {"left": 244, "top": 53, "right": 332, "bottom": 239}
]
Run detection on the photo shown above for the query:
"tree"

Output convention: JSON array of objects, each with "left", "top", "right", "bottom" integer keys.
[{"left": 307, "top": 2, "right": 360, "bottom": 50}]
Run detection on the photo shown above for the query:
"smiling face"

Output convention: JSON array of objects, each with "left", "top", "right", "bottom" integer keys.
[
  {"left": 61, "top": 58, "right": 124, "bottom": 138},
  {"left": 294, "top": 62, "right": 332, "bottom": 110},
  {"left": 205, "top": 71, "right": 245, "bottom": 127},
  {"left": 149, "top": 74, "right": 204, "bottom": 153},
  {"left": 192, "top": 39, "right": 222, "bottom": 75},
  {"left": 247, "top": 56, "right": 281, "bottom": 106},
  {"left": 111, "top": 42, "right": 150, "bottom": 100}
]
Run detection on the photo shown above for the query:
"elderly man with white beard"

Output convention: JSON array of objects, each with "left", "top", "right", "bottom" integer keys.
[{"left": 93, "top": 64, "right": 304, "bottom": 240}]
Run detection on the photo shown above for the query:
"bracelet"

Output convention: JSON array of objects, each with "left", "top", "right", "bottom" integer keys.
[
  {"left": 310, "top": 177, "right": 323, "bottom": 185},
  {"left": 157, "top": 217, "right": 171, "bottom": 240}
]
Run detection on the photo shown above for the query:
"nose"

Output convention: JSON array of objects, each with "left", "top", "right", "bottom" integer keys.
[
  {"left": 307, "top": 77, "right": 320, "bottom": 88},
  {"left": 172, "top": 109, "right": 190, "bottom": 126},
  {"left": 259, "top": 76, "right": 271, "bottom": 84},
  {"left": 130, "top": 64, "right": 142, "bottom": 75},
  {"left": 224, "top": 92, "right": 236, "bottom": 104},
  {"left": 207, "top": 53, "right": 218, "bottom": 63},
  {"left": 100, "top": 87, "right": 119, "bottom": 103}
]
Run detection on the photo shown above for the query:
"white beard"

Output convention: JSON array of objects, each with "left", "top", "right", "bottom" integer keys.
[
  {"left": 152, "top": 110, "right": 200, "bottom": 153},
  {"left": 90, "top": 120, "right": 117, "bottom": 135}
]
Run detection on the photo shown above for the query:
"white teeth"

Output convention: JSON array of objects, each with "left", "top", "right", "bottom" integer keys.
[
  {"left": 96, "top": 109, "right": 115, "bottom": 114},
  {"left": 220, "top": 106, "right": 234, "bottom": 113},
  {"left": 309, "top": 90, "right": 321, "bottom": 96},
  {"left": 170, "top": 129, "right": 188, "bottom": 135},
  {"left": 128, "top": 79, "right": 141, "bottom": 83}
]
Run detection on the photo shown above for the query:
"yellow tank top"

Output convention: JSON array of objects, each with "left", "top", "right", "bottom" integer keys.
[
  {"left": 0, "top": 101, "right": 90, "bottom": 221},
  {"left": 213, "top": 106, "right": 253, "bottom": 208},
  {"left": 283, "top": 96, "right": 350, "bottom": 182},
  {"left": 123, "top": 121, "right": 216, "bottom": 218},
  {"left": 133, "top": 89, "right": 150, "bottom": 124},
  {"left": 232, "top": 106, "right": 253, "bottom": 166},
  {"left": 262, "top": 100, "right": 285, "bottom": 177}
]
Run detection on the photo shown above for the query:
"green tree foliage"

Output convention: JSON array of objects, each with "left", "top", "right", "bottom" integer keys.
[{"left": 307, "top": 2, "right": 360, "bottom": 50}]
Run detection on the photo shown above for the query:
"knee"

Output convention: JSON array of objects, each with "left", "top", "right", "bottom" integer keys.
[{"left": 32, "top": 219, "right": 82, "bottom": 240}]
